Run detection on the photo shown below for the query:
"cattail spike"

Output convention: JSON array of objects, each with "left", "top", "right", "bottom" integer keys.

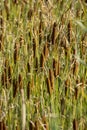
[
  {"left": 18, "top": 74, "right": 23, "bottom": 90},
  {"left": 40, "top": 53, "right": 44, "bottom": 70},
  {"left": 73, "top": 119, "right": 78, "bottom": 130},
  {"left": 14, "top": 43, "right": 18, "bottom": 64},
  {"left": 49, "top": 69, "right": 54, "bottom": 89},
  {"left": 46, "top": 77, "right": 52, "bottom": 95},
  {"left": 51, "top": 22, "right": 57, "bottom": 45},
  {"left": 27, "top": 81, "right": 30, "bottom": 100}
]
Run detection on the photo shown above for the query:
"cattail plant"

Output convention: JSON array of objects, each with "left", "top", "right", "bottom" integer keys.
[
  {"left": 27, "top": 81, "right": 30, "bottom": 100},
  {"left": 4, "top": 59, "right": 8, "bottom": 74},
  {"left": 39, "top": 11, "right": 42, "bottom": 45},
  {"left": 13, "top": 79, "right": 18, "bottom": 98},
  {"left": 51, "top": 22, "right": 57, "bottom": 45},
  {"left": 61, "top": 98, "right": 65, "bottom": 115},
  {"left": 2, "top": 59, "right": 8, "bottom": 87},
  {"left": 19, "top": 35, "right": 24, "bottom": 48},
  {"left": 49, "top": 69, "right": 54, "bottom": 90},
  {"left": 40, "top": 53, "right": 45, "bottom": 70},
  {"left": 65, "top": 78, "right": 70, "bottom": 96},
  {"left": 18, "top": 74, "right": 23, "bottom": 90},
  {"left": 46, "top": 77, "right": 52, "bottom": 95},
  {"left": 27, "top": 9, "right": 33, "bottom": 20},
  {"left": 14, "top": 42, "right": 18, "bottom": 64},
  {"left": 0, "top": 120, "right": 7, "bottom": 130},
  {"left": 74, "top": 87, "right": 78, "bottom": 100},
  {"left": 2, "top": 120, "right": 7, "bottom": 130},
  {"left": 67, "top": 21, "right": 71, "bottom": 43},
  {"left": 53, "top": 58, "right": 60, "bottom": 77},
  {"left": 53, "top": 58, "right": 58, "bottom": 77},
  {"left": 33, "top": 38, "right": 36, "bottom": 58},
  {"left": 29, "top": 121, "right": 35, "bottom": 130},
  {"left": 34, "top": 120, "right": 39, "bottom": 130},
  {"left": 27, "top": 62, "right": 31, "bottom": 73},
  {"left": 13, "top": 0, "right": 18, "bottom": 4},
  {"left": 73, "top": 60, "right": 79, "bottom": 77},
  {"left": 73, "top": 119, "right": 78, "bottom": 130},
  {"left": 81, "top": 77, "right": 84, "bottom": 93},
  {"left": 1, "top": 72, "right": 6, "bottom": 87},
  {"left": 43, "top": 42, "right": 49, "bottom": 60},
  {"left": 35, "top": 57, "right": 38, "bottom": 72},
  {"left": 0, "top": 121, "right": 3, "bottom": 130},
  {"left": 0, "top": 10, "right": 4, "bottom": 51},
  {"left": 8, "top": 65, "right": 12, "bottom": 83}
]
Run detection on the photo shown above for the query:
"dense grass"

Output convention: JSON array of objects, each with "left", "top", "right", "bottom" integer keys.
[{"left": 0, "top": 0, "right": 87, "bottom": 130}]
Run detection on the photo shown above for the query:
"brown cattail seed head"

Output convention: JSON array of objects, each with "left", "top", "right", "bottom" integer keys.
[
  {"left": 13, "top": 79, "right": 18, "bottom": 98},
  {"left": 13, "top": 0, "right": 18, "bottom": 4},
  {"left": 43, "top": 43, "right": 49, "bottom": 60},
  {"left": 0, "top": 12, "right": 4, "bottom": 51},
  {"left": 40, "top": 53, "right": 44, "bottom": 70},
  {"left": 27, "top": 9, "right": 33, "bottom": 20},
  {"left": 8, "top": 65, "right": 12, "bottom": 83},
  {"left": 34, "top": 120, "right": 39, "bottom": 130},
  {"left": 0, "top": 121, "right": 3, "bottom": 130},
  {"left": 74, "top": 87, "right": 78, "bottom": 100},
  {"left": 27, "top": 62, "right": 31, "bottom": 73},
  {"left": 19, "top": 35, "right": 24, "bottom": 48},
  {"left": 18, "top": 74, "right": 23, "bottom": 90},
  {"left": 29, "top": 121, "right": 35, "bottom": 130},
  {"left": 39, "top": 11, "right": 42, "bottom": 45},
  {"left": 61, "top": 98, "right": 65, "bottom": 115},
  {"left": 51, "top": 22, "right": 57, "bottom": 45},
  {"left": 35, "top": 57, "right": 38, "bottom": 72},
  {"left": 33, "top": 38, "right": 36, "bottom": 58},
  {"left": 53, "top": 58, "right": 60, "bottom": 77},
  {"left": 14, "top": 43, "right": 18, "bottom": 64},
  {"left": 73, "top": 119, "right": 78, "bottom": 130},
  {"left": 67, "top": 21, "right": 71, "bottom": 43},
  {"left": 27, "top": 81, "right": 30, "bottom": 100},
  {"left": 49, "top": 69, "right": 54, "bottom": 89},
  {"left": 73, "top": 60, "right": 79, "bottom": 76},
  {"left": 46, "top": 77, "right": 52, "bottom": 95}
]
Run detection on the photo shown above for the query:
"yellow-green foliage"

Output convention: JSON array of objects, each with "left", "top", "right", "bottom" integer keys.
[{"left": 0, "top": 0, "right": 87, "bottom": 130}]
